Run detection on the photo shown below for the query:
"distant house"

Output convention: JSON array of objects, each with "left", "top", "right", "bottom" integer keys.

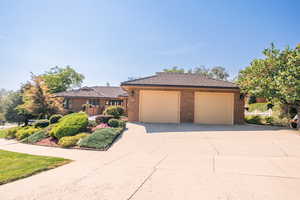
[
  {"left": 121, "top": 72, "right": 244, "bottom": 124},
  {"left": 54, "top": 86, "right": 128, "bottom": 116}
]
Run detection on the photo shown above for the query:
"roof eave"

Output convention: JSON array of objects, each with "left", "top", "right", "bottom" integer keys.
[{"left": 121, "top": 83, "right": 239, "bottom": 90}]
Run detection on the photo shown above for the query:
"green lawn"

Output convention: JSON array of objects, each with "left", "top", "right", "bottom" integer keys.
[{"left": 0, "top": 150, "right": 71, "bottom": 185}]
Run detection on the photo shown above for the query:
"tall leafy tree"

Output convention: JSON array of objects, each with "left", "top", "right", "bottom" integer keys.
[
  {"left": 163, "top": 66, "right": 230, "bottom": 81},
  {"left": 2, "top": 91, "right": 30, "bottom": 124},
  {"left": 42, "top": 66, "right": 84, "bottom": 93},
  {"left": 237, "top": 43, "right": 300, "bottom": 120},
  {"left": 19, "top": 75, "right": 64, "bottom": 119},
  {"left": 163, "top": 66, "right": 185, "bottom": 73},
  {"left": 209, "top": 66, "right": 229, "bottom": 81},
  {"left": 189, "top": 66, "right": 211, "bottom": 76}
]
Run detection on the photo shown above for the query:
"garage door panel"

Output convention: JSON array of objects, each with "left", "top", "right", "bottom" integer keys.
[
  {"left": 195, "top": 92, "right": 233, "bottom": 125},
  {"left": 139, "top": 90, "right": 180, "bottom": 123}
]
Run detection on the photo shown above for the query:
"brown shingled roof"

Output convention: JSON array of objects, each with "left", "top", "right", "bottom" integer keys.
[
  {"left": 121, "top": 72, "right": 239, "bottom": 89},
  {"left": 54, "top": 86, "right": 128, "bottom": 98}
]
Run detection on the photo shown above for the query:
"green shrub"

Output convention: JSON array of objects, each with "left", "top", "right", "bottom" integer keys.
[
  {"left": 49, "top": 114, "right": 63, "bottom": 124},
  {"left": 0, "top": 129, "right": 6, "bottom": 138},
  {"left": 118, "top": 120, "right": 126, "bottom": 128},
  {"left": 88, "top": 120, "right": 97, "bottom": 127},
  {"left": 248, "top": 103, "right": 269, "bottom": 112},
  {"left": 108, "top": 119, "right": 119, "bottom": 127},
  {"left": 3, "top": 127, "right": 22, "bottom": 139},
  {"left": 33, "top": 120, "right": 50, "bottom": 128},
  {"left": 271, "top": 117, "right": 290, "bottom": 127},
  {"left": 21, "top": 130, "right": 48, "bottom": 144},
  {"left": 58, "top": 133, "right": 90, "bottom": 148},
  {"left": 16, "top": 127, "right": 40, "bottom": 140},
  {"left": 95, "top": 115, "right": 114, "bottom": 123},
  {"left": 50, "top": 112, "right": 88, "bottom": 139},
  {"left": 248, "top": 96, "right": 257, "bottom": 104},
  {"left": 104, "top": 106, "right": 124, "bottom": 118},
  {"left": 78, "top": 128, "right": 122, "bottom": 149},
  {"left": 108, "top": 119, "right": 126, "bottom": 128},
  {"left": 264, "top": 116, "right": 274, "bottom": 124},
  {"left": 245, "top": 115, "right": 263, "bottom": 125}
]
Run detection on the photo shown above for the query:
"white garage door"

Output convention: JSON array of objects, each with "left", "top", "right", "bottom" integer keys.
[
  {"left": 194, "top": 92, "right": 234, "bottom": 125},
  {"left": 139, "top": 90, "right": 180, "bottom": 123}
]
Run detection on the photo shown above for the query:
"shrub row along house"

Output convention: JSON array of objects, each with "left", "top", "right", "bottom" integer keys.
[{"left": 56, "top": 72, "right": 244, "bottom": 124}]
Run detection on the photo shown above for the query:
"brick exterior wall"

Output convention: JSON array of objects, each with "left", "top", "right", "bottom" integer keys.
[
  {"left": 127, "top": 89, "right": 140, "bottom": 122},
  {"left": 70, "top": 98, "right": 87, "bottom": 112},
  {"left": 180, "top": 90, "right": 194, "bottom": 122},
  {"left": 125, "top": 87, "right": 245, "bottom": 124},
  {"left": 234, "top": 92, "right": 245, "bottom": 124}
]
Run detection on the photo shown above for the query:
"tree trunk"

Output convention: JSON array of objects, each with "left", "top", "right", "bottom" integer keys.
[{"left": 24, "top": 118, "right": 29, "bottom": 126}]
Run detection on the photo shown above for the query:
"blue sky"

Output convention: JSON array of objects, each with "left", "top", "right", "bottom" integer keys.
[{"left": 0, "top": 0, "right": 299, "bottom": 90}]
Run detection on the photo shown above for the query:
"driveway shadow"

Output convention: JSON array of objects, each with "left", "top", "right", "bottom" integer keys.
[{"left": 132, "top": 123, "right": 290, "bottom": 134}]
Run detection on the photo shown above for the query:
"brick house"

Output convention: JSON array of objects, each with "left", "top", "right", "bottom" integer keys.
[
  {"left": 55, "top": 86, "right": 128, "bottom": 116},
  {"left": 121, "top": 72, "right": 244, "bottom": 124}
]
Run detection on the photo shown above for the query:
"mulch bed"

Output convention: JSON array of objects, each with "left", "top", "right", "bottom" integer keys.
[{"left": 35, "top": 137, "right": 59, "bottom": 147}]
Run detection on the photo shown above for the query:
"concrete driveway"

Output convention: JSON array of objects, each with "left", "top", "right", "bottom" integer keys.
[{"left": 0, "top": 123, "right": 300, "bottom": 200}]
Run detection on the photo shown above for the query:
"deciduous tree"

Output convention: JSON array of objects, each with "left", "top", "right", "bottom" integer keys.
[
  {"left": 19, "top": 75, "right": 64, "bottom": 119},
  {"left": 42, "top": 66, "right": 84, "bottom": 93},
  {"left": 163, "top": 66, "right": 185, "bottom": 73},
  {"left": 237, "top": 43, "right": 300, "bottom": 122}
]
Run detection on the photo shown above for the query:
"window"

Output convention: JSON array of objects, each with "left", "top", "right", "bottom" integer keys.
[
  {"left": 88, "top": 99, "right": 100, "bottom": 106},
  {"left": 63, "top": 99, "right": 71, "bottom": 109},
  {"left": 107, "top": 100, "right": 123, "bottom": 106}
]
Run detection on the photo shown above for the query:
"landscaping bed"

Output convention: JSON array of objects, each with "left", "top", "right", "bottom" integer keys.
[
  {"left": 245, "top": 115, "right": 290, "bottom": 127},
  {"left": 0, "top": 106, "right": 127, "bottom": 151},
  {"left": 0, "top": 149, "right": 70, "bottom": 185}
]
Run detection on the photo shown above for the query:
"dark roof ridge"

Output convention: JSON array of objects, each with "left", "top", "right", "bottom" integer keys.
[
  {"left": 91, "top": 86, "right": 121, "bottom": 88},
  {"left": 121, "top": 75, "right": 157, "bottom": 85}
]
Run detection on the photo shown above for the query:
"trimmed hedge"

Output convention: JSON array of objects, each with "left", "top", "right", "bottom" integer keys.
[
  {"left": 95, "top": 115, "right": 114, "bottom": 124},
  {"left": 108, "top": 119, "right": 126, "bottom": 128},
  {"left": 108, "top": 119, "right": 119, "bottom": 127},
  {"left": 58, "top": 133, "right": 90, "bottom": 148},
  {"left": 245, "top": 115, "right": 289, "bottom": 127},
  {"left": 78, "top": 128, "right": 122, "bottom": 149},
  {"left": 49, "top": 114, "right": 63, "bottom": 124},
  {"left": 0, "top": 129, "right": 5, "bottom": 138},
  {"left": 245, "top": 115, "right": 263, "bottom": 125},
  {"left": 88, "top": 120, "right": 97, "bottom": 128},
  {"left": 118, "top": 120, "right": 126, "bottom": 128},
  {"left": 33, "top": 120, "right": 50, "bottom": 128},
  {"left": 50, "top": 112, "right": 88, "bottom": 139},
  {"left": 16, "top": 127, "right": 40, "bottom": 140},
  {"left": 3, "top": 127, "right": 22, "bottom": 139},
  {"left": 103, "top": 106, "right": 124, "bottom": 118},
  {"left": 21, "top": 130, "right": 48, "bottom": 144}
]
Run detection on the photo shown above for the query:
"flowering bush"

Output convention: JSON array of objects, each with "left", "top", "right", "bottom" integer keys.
[{"left": 92, "top": 123, "right": 110, "bottom": 132}]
